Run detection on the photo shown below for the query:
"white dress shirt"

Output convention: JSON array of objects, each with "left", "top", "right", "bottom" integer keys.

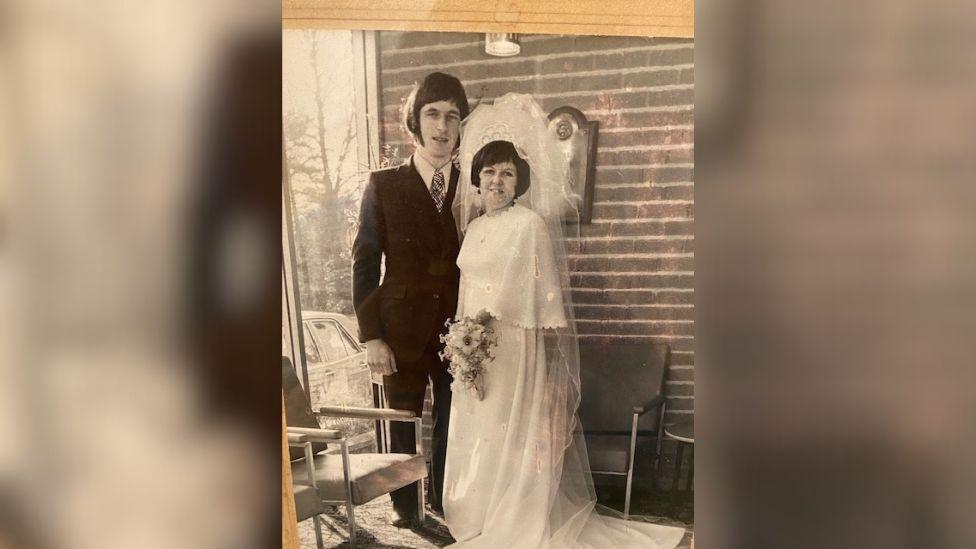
[{"left": 412, "top": 152, "right": 452, "bottom": 191}]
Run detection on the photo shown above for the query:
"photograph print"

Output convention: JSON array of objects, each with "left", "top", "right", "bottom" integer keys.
[{"left": 282, "top": 29, "right": 694, "bottom": 549}]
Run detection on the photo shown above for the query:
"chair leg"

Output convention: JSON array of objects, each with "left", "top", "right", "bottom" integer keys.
[
  {"left": 417, "top": 479, "right": 426, "bottom": 524},
  {"left": 415, "top": 416, "right": 426, "bottom": 524},
  {"left": 655, "top": 404, "right": 667, "bottom": 473},
  {"left": 671, "top": 441, "right": 685, "bottom": 516},
  {"left": 312, "top": 515, "right": 324, "bottom": 549},
  {"left": 346, "top": 503, "right": 357, "bottom": 548},
  {"left": 339, "top": 441, "right": 357, "bottom": 547},
  {"left": 624, "top": 412, "right": 639, "bottom": 520},
  {"left": 672, "top": 442, "right": 684, "bottom": 492}
]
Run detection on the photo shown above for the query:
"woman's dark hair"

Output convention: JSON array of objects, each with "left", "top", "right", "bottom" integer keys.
[
  {"left": 471, "top": 140, "right": 531, "bottom": 198},
  {"left": 402, "top": 72, "right": 470, "bottom": 145}
]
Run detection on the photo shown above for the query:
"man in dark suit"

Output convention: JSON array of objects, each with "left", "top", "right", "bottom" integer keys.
[{"left": 352, "top": 72, "right": 469, "bottom": 527}]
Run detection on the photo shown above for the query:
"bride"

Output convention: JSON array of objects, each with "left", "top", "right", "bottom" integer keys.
[{"left": 441, "top": 94, "right": 684, "bottom": 549}]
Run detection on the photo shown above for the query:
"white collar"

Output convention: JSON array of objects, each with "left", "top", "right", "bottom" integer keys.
[{"left": 412, "top": 152, "right": 452, "bottom": 190}]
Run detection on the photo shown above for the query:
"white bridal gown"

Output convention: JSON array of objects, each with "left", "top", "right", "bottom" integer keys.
[{"left": 443, "top": 203, "right": 684, "bottom": 549}]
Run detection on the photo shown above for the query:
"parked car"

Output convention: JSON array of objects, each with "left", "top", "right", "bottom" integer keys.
[{"left": 297, "top": 311, "right": 376, "bottom": 448}]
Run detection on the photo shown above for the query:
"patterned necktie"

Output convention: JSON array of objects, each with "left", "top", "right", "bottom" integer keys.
[{"left": 430, "top": 169, "right": 446, "bottom": 212}]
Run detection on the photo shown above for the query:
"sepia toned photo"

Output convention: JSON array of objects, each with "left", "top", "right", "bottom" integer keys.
[{"left": 282, "top": 28, "right": 694, "bottom": 549}]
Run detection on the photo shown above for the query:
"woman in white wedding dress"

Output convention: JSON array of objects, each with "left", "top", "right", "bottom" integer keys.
[{"left": 442, "top": 95, "right": 685, "bottom": 549}]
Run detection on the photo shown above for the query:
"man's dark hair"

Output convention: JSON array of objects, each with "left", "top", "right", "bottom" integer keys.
[
  {"left": 471, "top": 140, "right": 531, "bottom": 198},
  {"left": 402, "top": 72, "right": 470, "bottom": 146}
]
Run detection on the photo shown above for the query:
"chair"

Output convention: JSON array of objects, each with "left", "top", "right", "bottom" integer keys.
[
  {"left": 288, "top": 432, "right": 326, "bottom": 549},
  {"left": 577, "top": 341, "right": 670, "bottom": 519},
  {"left": 283, "top": 357, "right": 428, "bottom": 548}
]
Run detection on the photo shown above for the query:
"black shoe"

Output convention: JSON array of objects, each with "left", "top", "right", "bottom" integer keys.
[{"left": 388, "top": 510, "right": 420, "bottom": 529}]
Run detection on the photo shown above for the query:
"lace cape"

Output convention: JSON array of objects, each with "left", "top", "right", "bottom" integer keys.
[{"left": 456, "top": 203, "right": 567, "bottom": 330}]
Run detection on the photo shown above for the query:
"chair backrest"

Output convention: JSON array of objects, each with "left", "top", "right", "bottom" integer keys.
[
  {"left": 282, "top": 356, "right": 330, "bottom": 460},
  {"left": 577, "top": 341, "right": 670, "bottom": 433}
]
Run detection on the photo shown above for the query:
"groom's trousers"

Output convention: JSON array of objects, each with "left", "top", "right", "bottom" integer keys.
[{"left": 383, "top": 339, "right": 453, "bottom": 516}]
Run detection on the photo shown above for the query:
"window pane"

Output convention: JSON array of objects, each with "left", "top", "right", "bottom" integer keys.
[
  {"left": 337, "top": 324, "right": 361, "bottom": 355},
  {"left": 302, "top": 325, "right": 322, "bottom": 365},
  {"left": 284, "top": 29, "right": 375, "bottom": 451},
  {"left": 312, "top": 320, "right": 347, "bottom": 361},
  {"left": 283, "top": 29, "right": 365, "bottom": 317}
]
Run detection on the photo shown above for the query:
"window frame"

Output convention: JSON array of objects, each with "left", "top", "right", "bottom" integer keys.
[{"left": 282, "top": 29, "right": 379, "bottom": 398}]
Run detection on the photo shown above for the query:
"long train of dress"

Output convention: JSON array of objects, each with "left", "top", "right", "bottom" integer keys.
[{"left": 443, "top": 320, "right": 685, "bottom": 549}]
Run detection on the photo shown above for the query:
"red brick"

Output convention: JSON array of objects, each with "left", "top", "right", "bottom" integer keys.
[
  {"left": 522, "top": 35, "right": 691, "bottom": 56},
  {"left": 633, "top": 238, "right": 695, "bottom": 254},
  {"left": 600, "top": 128, "right": 694, "bottom": 148},
  {"left": 574, "top": 305, "right": 693, "bottom": 321},
  {"left": 575, "top": 320, "right": 694, "bottom": 336},
  {"left": 594, "top": 185, "right": 694, "bottom": 202},
  {"left": 647, "top": 47, "right": 695, "bottom": 66},
  {"left": 666, "top": 148, "right": 695, "bottom": 163},
  {"left": 539, "top": 55, "right": 598, "bottom": 74},
  {"left": 573, "top": 238, "right": 635, "bottom": 255},
  {"left": 600, "top": 109, "right": 695, "bottom": 130},
  {"left": 608, "top": 221, "right": 666, "bottom": 237},
  {"left": 640, "top": 202, "right": 694, "bottom": 218},
  {"left": 590, "top": 203, "right": 639, "bottom": 219},
  {"left": 622, "top": 66, "right": 694, "bottom": 87},
  {"left": 463, "top": 79, "right": 544, "bottom": 99},
  {"left": 570, "top": 272, "right": 693, "bottom": 289},
  {"left": 663, "top": 397, "right": 694, "bottom": 411},
  {"left": 665, "top": 383, "right": 695, "bottom": 397},
  {"left": 381, "top": 41, "right": 484, "bottom": 67},
  {"left": 387, "top": 57, "right": 573, "bottom": 89},
  {"left": 539, "top": 73, "right": 626, "bottom": 94},
  {"left": 571, "top": 238, "right": 690, "bottom": 255},
  {"left": 578, "top": 223, "right": 613, "bottom": 238},
  {"left": 571, "top": 289, "right": 693, "bottom": 306},
  {"left": 590, "top": 202, "right": 692, "bottom": 219},
  {"left": 569, "top": 256, "right": 609, "bottom": 271},
  {"left": 596, "top": 149, "right": 694, "bottom": 167},
  {"left": 379, "top": 32, "right": 479, "bottom": 51},
  {"left": 575, "top": 335, "right": 693, "bottom": 352},
  {"left": 667, "top": 368, "right": 695, "bottom": 382},
  {"left": 597, "top": 167, "right": 694, "bottom": 186},
  {"left": 664, "top": 220, "right": 694, "bottom": 235},
  {"left": 622, "top": 256, "right": 694, "bottom": 272},
  {"left": 571, "top": 255, "right": 693, "bottom": 273},
  {"left": 621, "top": 289, "right": 694, "bottom": 305},
  {"left": 596, "top": 149, "right": 690, "bottom": 167},
  {"left": 602, "top": 220, "right": 693, "bottom": 237}
]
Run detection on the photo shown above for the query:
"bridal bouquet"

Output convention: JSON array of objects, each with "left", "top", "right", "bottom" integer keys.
[{"left": 439, "top": 310, "right": 498, "bottom": 400}]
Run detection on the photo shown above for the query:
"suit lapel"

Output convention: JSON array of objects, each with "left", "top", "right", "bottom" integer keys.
[{"left": 399, "top": 161, "right": 441, "bottom": 256}]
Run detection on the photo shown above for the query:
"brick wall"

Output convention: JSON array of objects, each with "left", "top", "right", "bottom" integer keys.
[{"left": 375, "top": 32, "right": 694, "bottom": 462}]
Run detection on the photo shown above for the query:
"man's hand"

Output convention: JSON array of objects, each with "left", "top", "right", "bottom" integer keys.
[{"left": 365, "top": 339, "right": 397, "bottom": 376}]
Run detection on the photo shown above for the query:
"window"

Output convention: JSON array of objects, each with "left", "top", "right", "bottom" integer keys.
[
  {"left": 303, "top": 325, "right": 322, "bottom": 365},
  {"left": 311, "top": 320, "right": 349, "bottom": 362},
  {"left": 283, "top": 30, "right": 380, "bottom": 450}
]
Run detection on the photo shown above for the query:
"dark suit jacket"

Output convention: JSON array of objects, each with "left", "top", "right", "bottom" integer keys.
[{"left": 352, "top": 159, "right": 461, "bottom": 364}]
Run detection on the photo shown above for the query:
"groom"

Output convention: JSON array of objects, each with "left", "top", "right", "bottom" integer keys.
[{"left": 352, "top": 72, "right": 469, "bottom": 526}]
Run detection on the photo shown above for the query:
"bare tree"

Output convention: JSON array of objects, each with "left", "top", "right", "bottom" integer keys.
[{"left": 283, "top": 31, "right": 362, "bottom": 313}]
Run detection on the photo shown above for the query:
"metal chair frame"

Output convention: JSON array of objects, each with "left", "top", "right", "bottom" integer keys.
[
  {"left": 587, "top": 396, "right": 668, "bottom": 519},
  {"left": 288, "top": 407, "right": 425, "bottom": 548}
]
